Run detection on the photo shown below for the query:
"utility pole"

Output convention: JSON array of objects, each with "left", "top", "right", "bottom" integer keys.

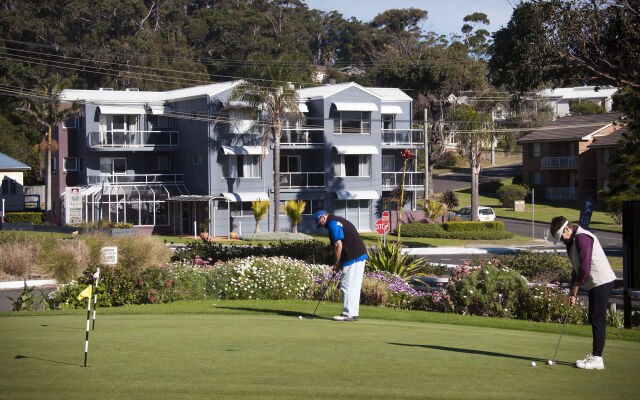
[{"left": 424, "top": 108, "right": 429, "bottom": 201}]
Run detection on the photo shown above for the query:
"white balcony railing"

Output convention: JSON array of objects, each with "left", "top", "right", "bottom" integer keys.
[
  {"left": 280, "top": 128, "right": 324, "bottom": 145},
  {"left": 381, "top": 171, "right": 425, "bottom": 188},
  {"left": 87, "top": 174, "right": 184, "bottom": 185},
  {"left": 541, "top": 156, "right": 578, "bottom": 169},
  {"left": 545, "top": 186, "right": 577, "bottom": 199},
  {"left": 88, "top": 130, "right": 179, "bottom": 148},
  {"left": 382, "top": 129, "right": 424, "bottom": 146},
  {"left": 279, "top": 172, "right": 325, "bottom": 189}
]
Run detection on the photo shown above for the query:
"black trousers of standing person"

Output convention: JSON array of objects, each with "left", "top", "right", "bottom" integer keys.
[{"left": 588, "top": 281, "right": 614, "bottom": 357}]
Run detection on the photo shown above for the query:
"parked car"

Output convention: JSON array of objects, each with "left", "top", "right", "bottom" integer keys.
[{"left": 456, "top": 206, "right": 496, "bottom": 222}]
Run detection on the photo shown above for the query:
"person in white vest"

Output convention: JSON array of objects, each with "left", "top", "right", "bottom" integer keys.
[{"left": 550, "top": 216, "right": 617, "bottom": 370}]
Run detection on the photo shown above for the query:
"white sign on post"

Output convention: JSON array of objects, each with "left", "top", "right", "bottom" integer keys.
[
  {"left": 100, "top": 246, "right": 118, "bottom": 265},
  {"left": 65, "top": 187, "right": 83, "bottom": 224}
]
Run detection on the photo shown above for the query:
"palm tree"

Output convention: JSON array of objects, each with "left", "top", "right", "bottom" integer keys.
[
  {"left": 18, "top": 84, "right": 81, "bottom": 221},
  {"left": 281, "top": 200, "right": 306, "bottom": 233},
  {"left": 251, "top": 200, "right": 270, "bottom": 233},
  {"left": 423, "top": 199, "right": 447, "bottom": 222},
  {"left": 229, "top": 55, "right": 307, "bottom": 232}
]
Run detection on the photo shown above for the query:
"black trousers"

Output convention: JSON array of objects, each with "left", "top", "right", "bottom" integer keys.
[{"left": 588, "top": 281, "right": 614, "bottom": 357}]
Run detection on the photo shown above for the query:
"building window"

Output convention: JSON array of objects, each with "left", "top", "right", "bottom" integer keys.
[
  {"left": 280, "top": 155, "right": 301, "bottom": 172},
  {"left": 192, "top": 154, "right": 203, "bottom": 166},
  {"left": 332, "top": 110, "right": 371, "bottom": 134},
  {"left": 334, "top": 155, "right": 371, "bottom": 177},
  {"left": 224, "top": 155, "right": 261, "bottom": 178},
  {"left": 1, "top": 178, "right": 17, "bottom": 194},
  {"left": 78, "top": 158, "right": 84, "bottom": 172},
  {"left": 100, "top": 157, "right": 126, "bottom": 175},
  {"left": 603, "top": 180, "right": 611, "bottom": 193},
  {"left": 568, "top": 142, "right": 579, "bottom": 157},
  {"left": 230, "top": 201, "right": 254, "bottom": 217},
  {"left": 529, "top": 171, "right": 542, "bottom": 185},
  {"left": 63, "top": 157, "right": 78, "bottom": 172},
  {"left": 602, "top": 147, "right": 616, "bottom": 164},
  {"left": 51, "top": 156, "right": 57, "bottom": 172},
  {"left": 528, "top": 143, "right": 541, "bottom": 158},
  {"left": 382, "top": 114, "right": 395, "bottom": 130},
  {"left": 229, "top": 112, "right": 258, "bottom": 134},
  {"left": 63, "top": 116, "right": 78, "bottom": 129},
  {"left": 151, "top": 156, "right": 174, "bottom": 172}
]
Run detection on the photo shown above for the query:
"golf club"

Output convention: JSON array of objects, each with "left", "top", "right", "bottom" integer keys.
[
  {"left": 309, "top": 271, "right": 337, "bottom": 319},
  {"left": 550, "top": 308, "right": 571, "bottom": 364}
]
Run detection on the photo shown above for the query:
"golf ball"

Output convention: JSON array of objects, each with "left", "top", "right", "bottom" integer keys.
[
  {"left": 298, "top": 316, "right": 302, "bottom": 319},
  {"left": 531, "top": 362, "right": 536, "bottom": 367},
  {"left": 547, "top": 360, "right": 553, "bottom": 365}
]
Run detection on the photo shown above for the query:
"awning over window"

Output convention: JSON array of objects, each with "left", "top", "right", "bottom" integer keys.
[
  {"left": 221, "top": 192, "right": 269, "bottom": 202},
  {"left": 220, "top": 146, "right": 267, "bottom": 155},
  {"left": 98, "top": 105, "right": 146, "bottom": 115},
  {"left": 381, "top": 105, "right": 403, "bottom": 114},
  {"left": 147, "top": 104, "right": 173, "bottom": 115},
  {"left": 335, "top": 190, "right": 380, "bottom": 200},
  {"left": 332, "top": 145, "right": 379, "bottom": 155},
  {"left": 333, "top": 102, "right": 378, "bottom": 112}
]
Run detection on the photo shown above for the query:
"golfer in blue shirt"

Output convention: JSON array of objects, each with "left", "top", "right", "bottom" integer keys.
[{"left": 315, "top": 210, "right": 368, "bottom": 321}]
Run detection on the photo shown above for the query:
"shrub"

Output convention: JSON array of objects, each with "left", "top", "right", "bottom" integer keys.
[
  {"left": 173, "top": 240, "right": 333, "bottom": 265},
  {"left": 360, "top": 276, "right": 389, "bottom": 306},
  {"left": 479, "top": 180, "right": 504, "bottom": 194},
  {"left": 491, "top": 251, "right": 572, "bottom": 283},
  {"left": 4, "top": 212, "right": 45, "bottom": 225},
  {"left": 0, "top": 240, "right": 41, "bottom": 277},
  {"left": 520, "top": 285, "right": 588, "bottom": 324},
  {"left": 239, "top": 232, "right": 313, "bottom": 241},
  {"left": 497, "top": 184, "right": 528, "bottom": 208},
  {"left": 442, "top": 221, "right": 505, "bottom": 232},
  {"left": 399, "top": 223, "right": 513, "bottom": 240},
  {"left": 115, "top": 234, "right": 171, "bottom": 272},
  {"left": 570, "top": 102, "right": 606, "bottom": 115},
  {"left": 434, "top": 151, "right": 464, "bottom": 168},
  {"left": 38, "top": 239, "right": 90, "bottom": 283},
  {"left": 447, "top": 264, "right": 529, "bottom": 317},
  {"left": 366, "top": 239, "right": 426, "bottom": 278}
]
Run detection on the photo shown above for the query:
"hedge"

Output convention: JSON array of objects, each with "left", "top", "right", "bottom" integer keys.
[
  {"left": 4, "top": 212, "right": 45, "bottom": 225},
  {"left": 400, "top": 223, "right": 513, "bottom": 240},
  {"left": 442, "top": 221, "right": 505, "bottom": 232}
]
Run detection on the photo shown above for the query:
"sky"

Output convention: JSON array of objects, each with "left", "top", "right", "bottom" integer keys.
[{"left": 303, "top": 0, "right": 516, "bottom": 36}]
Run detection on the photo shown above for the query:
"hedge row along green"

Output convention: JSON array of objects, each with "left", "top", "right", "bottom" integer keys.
[
  {"left": 171, "top": 240, "right": 334, "bottom": 265},
  {"left": 400, "top": 223, "right": 513, "bottom": 239},
  {"left": 442, "top": 221, "right": 505, "bottom": 232},
  {"left": 4, "top": 212, "right": 45, "bottom": 225}
]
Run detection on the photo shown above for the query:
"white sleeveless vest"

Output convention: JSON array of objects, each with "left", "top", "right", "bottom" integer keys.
[{"left": 568, "top": 226, "right": 616, "bottom": 290}]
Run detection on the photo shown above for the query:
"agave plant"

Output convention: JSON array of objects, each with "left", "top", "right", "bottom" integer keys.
[{"left": 366, "top": 239, "right": 426, "bottom": 280}]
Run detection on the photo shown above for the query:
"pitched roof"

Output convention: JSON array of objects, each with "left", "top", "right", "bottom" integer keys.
[
  {"left": 517, "top": 113, "right": 625, "bottom": 143},
  {"left": 297, "top": 82, "right": 381, "bottom": 100},
  {"left": 538, "top": 86, "right": 619, "bottom": 99},
  {"left": 588, "top": 127, "right": 627, "bottom": 148},
  {"left": 0, "top": 152, "right": 31, "bottom": 171}
]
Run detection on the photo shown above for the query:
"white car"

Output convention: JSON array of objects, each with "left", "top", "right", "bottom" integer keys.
[{"left": 456, "top": 206, "right": 496, "bottom": 222}]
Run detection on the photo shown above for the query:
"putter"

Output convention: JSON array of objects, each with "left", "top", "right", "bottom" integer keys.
[
  {"left": 551, "top": 308, "right": 571, "bottom": 364},
  {"left": 309, "top": 271, "right": 337, "bottom": 319}
]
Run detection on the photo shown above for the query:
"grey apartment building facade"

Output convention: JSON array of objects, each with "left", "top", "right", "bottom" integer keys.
[{"left": 54, "top": 81, "right": 423, "bottom": 235}]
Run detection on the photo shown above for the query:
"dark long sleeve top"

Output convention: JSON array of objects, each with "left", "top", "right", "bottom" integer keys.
[{"left": 567, "top": 226, "right": 594, "bottom": 286}]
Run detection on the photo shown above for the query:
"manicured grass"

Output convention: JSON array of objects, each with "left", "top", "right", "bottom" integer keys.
[
  {"left": 608, "top": 256, "right": 623, "bottom": 273},
  {"left": 452, "top": 183, "right": 622, "bottom": 233},
  {"left": 310, "top": 232, "right": 535, "bottom": 248},
  {"left": 1, "top": 300, "right": 639, "bottom": 399}
]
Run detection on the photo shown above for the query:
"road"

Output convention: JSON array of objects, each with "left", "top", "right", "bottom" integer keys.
[{"left": 433, "top": 163, "right": 522, "bottom": 194}]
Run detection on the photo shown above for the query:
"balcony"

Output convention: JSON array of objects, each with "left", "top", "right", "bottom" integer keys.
[
  {"left": 88, "top": 173, "right": 184, "bottom": 185},
  {"left": 381, "top": 129, "right": 424, "bottom": 147},
  {"left": 381, "top": 171, "right": 425, "bottom": 189},
  {"left": 279, "top": 172, "right": 325, "bottom": 189},
  {"left": 280, "top": 128, "right": 324, "bottom": 147},
  {"left": 541, "top": 156, "right": 578, "bottom": 169},
  {"left": 545, "top": 186, "right": 577, "bottom": 200},
  {"left": 88, "top": 130, "right": 179, "bottom": 151}
]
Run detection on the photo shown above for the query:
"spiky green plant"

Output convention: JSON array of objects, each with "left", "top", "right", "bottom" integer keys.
[
  {"left": 439, "top": 190, "right": 459, "bottom": 222},
  {"left": 281, "top": 200, "right": 307, "bottom": 233},
  {"left": 424, "top": 199, "right": 447, "bottom": 222},
  {"left": 366, "top": 239, "right": 426, "bottom": 279},
  {"left": 251, "top": 200, "right": 270, "bottom": 233}
]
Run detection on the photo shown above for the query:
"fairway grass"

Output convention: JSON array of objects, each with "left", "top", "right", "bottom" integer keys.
[{"left": 1, "top": 300, "right": 639, "bottom": 399}]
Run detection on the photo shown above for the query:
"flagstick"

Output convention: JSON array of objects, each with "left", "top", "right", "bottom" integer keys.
[
  {"left": 84, "top": 294, "right": 92, "bottom": 367},
  {"left": 92, "top": 279, "right": 98, "bottom": 331}
]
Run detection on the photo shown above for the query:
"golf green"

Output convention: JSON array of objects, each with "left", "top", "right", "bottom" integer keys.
[{"left": 1, "top": 302, "right": 639, "bottom": 399}]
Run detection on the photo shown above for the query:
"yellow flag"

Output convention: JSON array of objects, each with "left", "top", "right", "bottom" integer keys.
[{"left": 77, "top": 285, "right": 92, "bottom": 300}]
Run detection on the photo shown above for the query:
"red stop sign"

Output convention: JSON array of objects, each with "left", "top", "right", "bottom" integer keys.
[{"left": 375, "top": 219, "right": 390, "bottom": 235}]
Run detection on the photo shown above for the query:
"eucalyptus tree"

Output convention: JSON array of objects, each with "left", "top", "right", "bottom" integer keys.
[{"left": 18, "top": 84, "right": 80, "bottom": 220}]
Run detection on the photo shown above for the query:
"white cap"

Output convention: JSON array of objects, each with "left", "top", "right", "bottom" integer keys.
[{"left": 552, "top": 220, "right": 569, "bottom": 245}]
